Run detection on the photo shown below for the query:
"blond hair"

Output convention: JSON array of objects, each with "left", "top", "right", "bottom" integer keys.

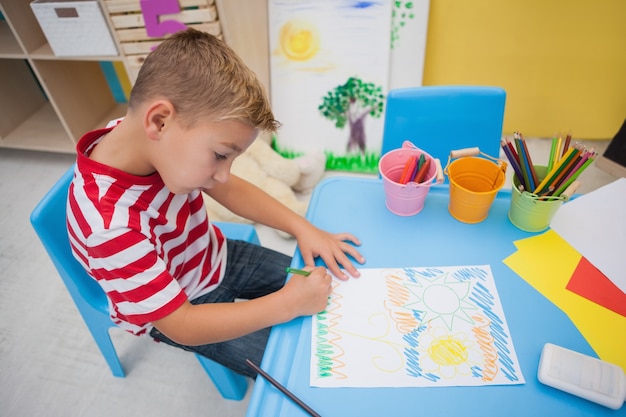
[{"left": 129, "top": 28, "right": 279, "bottom": 132}]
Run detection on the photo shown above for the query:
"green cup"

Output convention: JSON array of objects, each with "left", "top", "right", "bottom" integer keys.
[{"left": 508, "top": 166, "right": 566, "bottom": 232}]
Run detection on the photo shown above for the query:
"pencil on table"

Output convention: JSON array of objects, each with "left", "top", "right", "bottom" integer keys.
[{"left": 245, "top": 359, "right": 321, "bottom": 417}]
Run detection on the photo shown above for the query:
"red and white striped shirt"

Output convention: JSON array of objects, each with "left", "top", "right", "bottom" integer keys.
[{"left": 67, "top": 127, "right": 227, "bottom": 335}]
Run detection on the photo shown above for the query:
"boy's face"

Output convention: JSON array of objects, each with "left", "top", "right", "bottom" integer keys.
[{"left": 154, "top": 117, "right": 257, "bottom": 194}]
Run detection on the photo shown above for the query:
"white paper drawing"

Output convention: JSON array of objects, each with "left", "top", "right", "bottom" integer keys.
[{"left": 311, "top": 265, "right": 525, "bottom": 388}]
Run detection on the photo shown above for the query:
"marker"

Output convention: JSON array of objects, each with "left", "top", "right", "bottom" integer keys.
[{"left": 285, "top": 267, "right": 311, "bottom": 276}]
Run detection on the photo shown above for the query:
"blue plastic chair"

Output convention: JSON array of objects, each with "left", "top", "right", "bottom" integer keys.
[
  {"left": 30, "top": 165, "right": 258, "bottom": 401},
  {"left": 381, "top": 86, "right": 507, "bottom": 165}
]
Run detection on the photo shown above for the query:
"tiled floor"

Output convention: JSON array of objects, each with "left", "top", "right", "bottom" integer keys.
[{"left": 0, "top": 138, "right": 620, "bottom": 417}]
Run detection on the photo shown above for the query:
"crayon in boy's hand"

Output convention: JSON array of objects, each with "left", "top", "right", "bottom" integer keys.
[{"left": 285, "top": 267, "right": 311, "bottom": 276}]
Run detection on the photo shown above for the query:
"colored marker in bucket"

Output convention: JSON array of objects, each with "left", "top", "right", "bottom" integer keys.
[{"left": 379, "top": 141, "right": 444, "bottom": 216}]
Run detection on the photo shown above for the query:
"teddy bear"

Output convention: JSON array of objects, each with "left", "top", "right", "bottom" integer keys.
[{"left": 202, "top": 135, "right": 327, "bottom": 237}]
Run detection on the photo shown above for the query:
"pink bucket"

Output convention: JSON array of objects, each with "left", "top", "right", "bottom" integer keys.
[{"left": 379, "top": 141, "right": 437, "bottom": 216}]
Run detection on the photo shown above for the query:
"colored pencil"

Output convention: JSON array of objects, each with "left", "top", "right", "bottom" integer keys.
[
  {"left": 245, "top": 359, "right": 321, "bottom": 417},
  {"left": 554, "top": 136, "right": 562, "bottom": 165},
  {"left": 515, "top": 137, "right": 533, "bottom": 191},
  {"left": 547, "top": 137, "right": 557, "bottom": 172},
  {"left": 520, "top": 137, "right": 539, "bottom": 189},
  {"left": 562, "top": 133, "right": 572, "bottom": 158},
  {"left": 553, "top": 152, "right": 596, "bottom": 196},
  {"left": 506, "top": 137, "right": 519, "bottom": 161},
  {"left": 500, "top": 140, "right": 524, "bottom": 186},
  {"left": 550, "top": 146, "right": 584, "bottom": 192},
  {"left": 533, "top": 147, "right": 576, "bottom": 194},
  {"left": 513, "top": 137, "right": 528, "bottom": 190},
  {"left": 546, "top": 147, "right": 581, "bottom": 192}
]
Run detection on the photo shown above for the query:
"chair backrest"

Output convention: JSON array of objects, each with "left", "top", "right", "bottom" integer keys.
[
  {"left": 381, "top": 86, "right": 506, "bottom": 164},
  {"left": 30, "top": 165, "right": 109, "bottom": 315}
]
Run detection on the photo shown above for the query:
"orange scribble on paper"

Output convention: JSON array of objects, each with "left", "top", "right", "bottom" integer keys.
[
  {"left": 471, "top": 314, "right": 498, "bottom": 381},
  {"left": 384, "top": 273, "right": 419, "bottom": 333}
]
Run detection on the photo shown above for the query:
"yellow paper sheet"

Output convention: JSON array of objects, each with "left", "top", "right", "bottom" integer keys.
[{"left": 503, "top": 230, "right": 626, "bottom": 372}]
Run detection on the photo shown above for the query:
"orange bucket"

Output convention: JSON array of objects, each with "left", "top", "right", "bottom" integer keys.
[{"left": 445, "top": 148, "right": 507, "bottom": 224}]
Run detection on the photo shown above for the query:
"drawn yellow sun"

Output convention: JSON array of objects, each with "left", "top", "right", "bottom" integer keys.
[
  {"left": 428, "top": 335, "right": 469, "bottom": 366},
  {"left": 418, "top": 327, "right": 483, "bottom": 379},
  {"left": 279, "top": 20, "right": 320, "bottom": 61}
]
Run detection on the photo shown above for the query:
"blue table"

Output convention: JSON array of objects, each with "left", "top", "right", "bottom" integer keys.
[{"left": 246, "top": 177, "right": 624, "bottom": 417}]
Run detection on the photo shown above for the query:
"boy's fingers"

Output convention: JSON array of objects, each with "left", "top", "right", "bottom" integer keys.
[
  {"left": 328, "top": 265, "right": 349, "bottom": 281},
  {"left": 334, "top": 232, "right": 361, "bottom": 246},
  {"left": 301, "top": 252, "right": 315, "bottom": 269}
]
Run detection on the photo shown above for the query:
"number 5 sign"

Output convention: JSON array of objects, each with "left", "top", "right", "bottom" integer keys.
[{"left": 140, "top": 0, "right": 187, "bottom": 39}]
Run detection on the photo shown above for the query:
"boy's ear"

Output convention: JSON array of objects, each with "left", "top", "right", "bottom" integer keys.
[{"left": 144, "top": 100, "right": 174, "bottom": 140}]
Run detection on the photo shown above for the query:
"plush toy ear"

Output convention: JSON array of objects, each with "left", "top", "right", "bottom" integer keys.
[{"left": 293, "top": 151, "right": 327, "bottom": 193}]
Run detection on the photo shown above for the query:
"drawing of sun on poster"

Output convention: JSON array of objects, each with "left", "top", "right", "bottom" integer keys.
[
  {"left": 269, "top": 0, "right": 392, "bottom": 173},
  {"left": 311, "top": 265, "right": 526, "bottom": 388}
]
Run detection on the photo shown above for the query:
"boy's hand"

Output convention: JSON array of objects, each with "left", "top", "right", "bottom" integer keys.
[
  {"left": 283, "top": 267, "right": 333, "bottom": 317},
  {"left": 296, "top": 226, "right": 365, "bottom": 280}
]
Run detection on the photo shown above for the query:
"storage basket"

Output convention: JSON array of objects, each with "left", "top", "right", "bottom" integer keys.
[{"left": 31, "top": 0, "right": 118, "bottom": 56}]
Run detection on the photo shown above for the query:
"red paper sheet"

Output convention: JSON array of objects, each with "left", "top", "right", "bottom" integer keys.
[{"left": 566, "top": 257, "right": 626, "bottom": 317}]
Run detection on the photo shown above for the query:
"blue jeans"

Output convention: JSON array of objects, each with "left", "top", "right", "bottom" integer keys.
[{"left": 150, "top": 239, "right": 291, "bottom": 378}]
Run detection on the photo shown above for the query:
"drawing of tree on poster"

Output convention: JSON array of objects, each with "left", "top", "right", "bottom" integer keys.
[
  {"left": 318, "top": 77, "right": 384, "bottom": 153},
  {"left": 311, "top": 265, "right": 525, "bottom": 388},
  {"left": 269, "top": 0, "right": 392, "bottom": 174}
]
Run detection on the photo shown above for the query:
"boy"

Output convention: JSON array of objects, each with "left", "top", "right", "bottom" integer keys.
[{"left": 66, "top": 29, "right": 364, "bottom": 378}]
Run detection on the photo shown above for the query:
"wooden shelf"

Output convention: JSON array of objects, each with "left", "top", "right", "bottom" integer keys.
[
  {"left": 0, "top": 103, "right": 73, "bottom": 153},
  {"left": 0, "top": 102, "right": 129, "bottom": 154},
  {"left": 0, "top": 20, "right": 24, "bottom": 58},
  {"left": 0, "top": 0, "right": 126, "bottom": 154},
  {"left": 0, "top": 0, "right": 267, "bottom": 154},
  {"left": 29, "top": 42, "right": 123, "bottom": 62}
]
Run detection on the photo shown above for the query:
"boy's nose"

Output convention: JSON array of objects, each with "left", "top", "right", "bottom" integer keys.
[{"left": 212, "top": 165, "right": 230, "bottom": 184}]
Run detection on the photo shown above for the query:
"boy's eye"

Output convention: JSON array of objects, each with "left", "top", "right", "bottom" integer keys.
[{"left": 215, "top": 153, "right": 227, "bottom": 161}]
